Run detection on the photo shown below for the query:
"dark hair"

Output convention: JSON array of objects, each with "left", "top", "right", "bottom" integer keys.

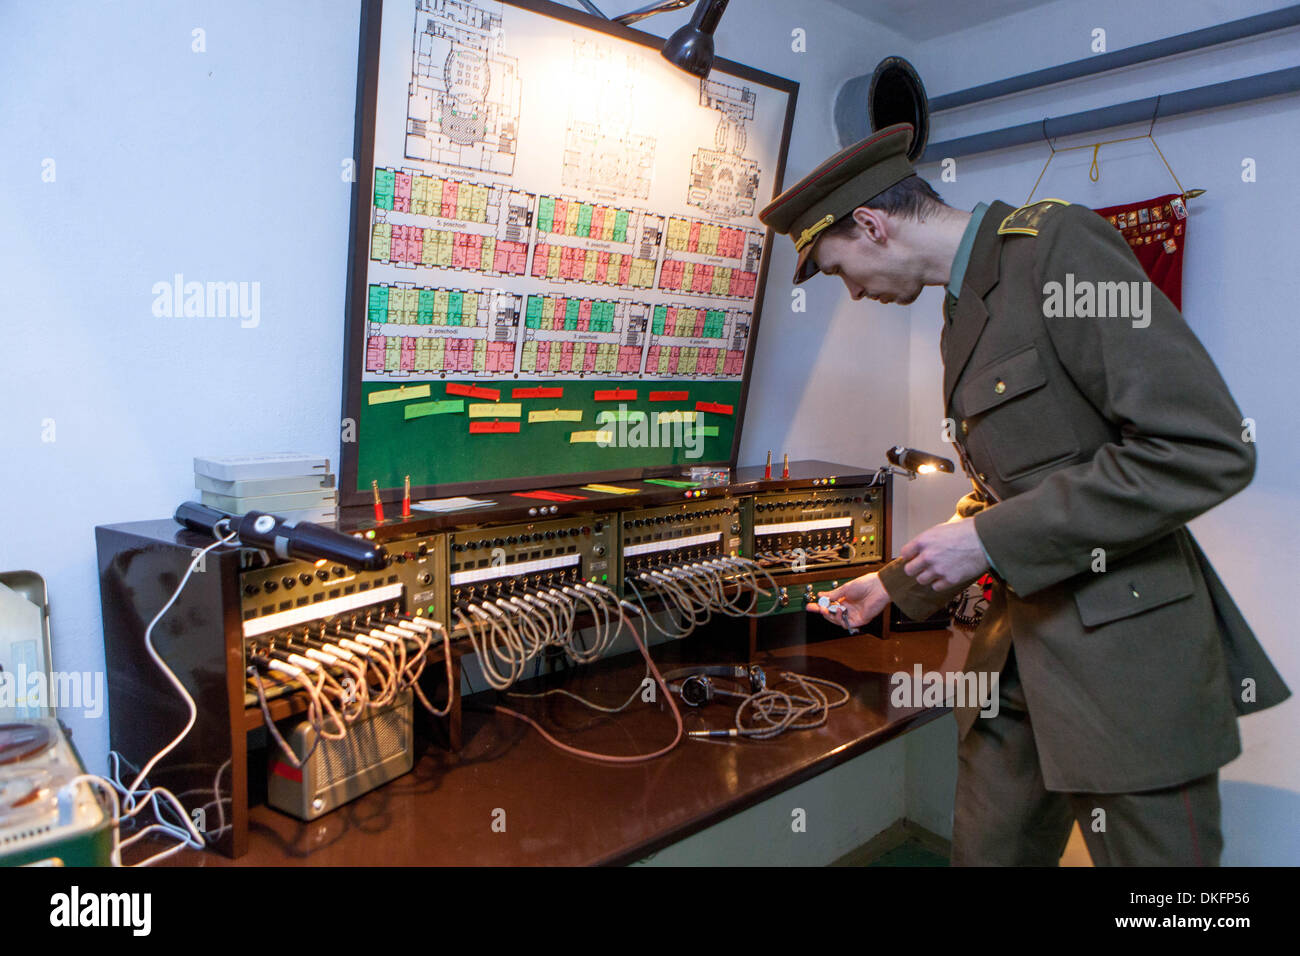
[{"left": 822, "top": 174, "right": 946, "bottom": 239}]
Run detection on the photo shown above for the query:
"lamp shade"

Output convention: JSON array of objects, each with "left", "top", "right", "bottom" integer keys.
[{"left": 661, "top": 0, "right": 729, "bottom": 78}]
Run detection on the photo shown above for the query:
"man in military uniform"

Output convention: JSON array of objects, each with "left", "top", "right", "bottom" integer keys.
[{"left": 759, "top": 123, "right": 1290, "bottom": 866}]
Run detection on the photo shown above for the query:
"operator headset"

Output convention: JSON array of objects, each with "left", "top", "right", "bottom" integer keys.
[{"left": 662, "top": 664, "right": 767, "bottom": 707}]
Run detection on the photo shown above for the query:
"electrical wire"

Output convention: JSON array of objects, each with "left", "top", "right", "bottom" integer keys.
[
  {"left": 506, "top": 589, "right": 648, "bottom": 714},
  {"left": 685, "top": 670, "right": 851, "bottom": 741},
  {"left": 491, "top": 603, "right": 684, "bottom": 763}
]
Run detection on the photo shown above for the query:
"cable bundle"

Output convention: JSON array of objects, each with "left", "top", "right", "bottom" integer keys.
[
  {"left": 626, "top": 555, "right": 782, "bottom": 640},
  {"left": 732, "top": 672, "right": 850, "bottom": 738},
  {"left": 491, "top": 597, "right": 685, "bottom": 763},
  {"left": 453, "top": 580, "right": 625, "bottom": 690},
  {"left": 247, "top": 604, "right": 453, "bottom": 772},
  {"left": 753, "top": 544, "right": 849, "bottom": 571}
]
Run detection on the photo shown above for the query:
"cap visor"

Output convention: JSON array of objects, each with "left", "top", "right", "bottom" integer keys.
[{"left": 793, "top": 243, "right": 819, "bottom": 284}]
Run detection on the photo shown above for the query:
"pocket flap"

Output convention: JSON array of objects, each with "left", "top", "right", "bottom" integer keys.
[
  {"left": 963, "top": 346, "right": 1048, "bottom": 416},
  {"left": 1072, "top": 537, "right": 1196, "bottom": 628}
]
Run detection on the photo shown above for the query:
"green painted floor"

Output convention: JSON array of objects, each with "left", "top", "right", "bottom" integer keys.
[{"left": 865, "top": 840, "right": 950, "bottom": 867}]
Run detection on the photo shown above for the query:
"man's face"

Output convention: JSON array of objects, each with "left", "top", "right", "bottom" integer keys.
[{"left": 810, "top": 209, "right": 924, "bottom": 305}]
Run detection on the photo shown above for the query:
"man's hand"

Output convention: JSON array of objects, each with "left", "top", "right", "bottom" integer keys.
[
  {"left": 805, "top": 570, "right": 890, "bottom": 629},
  {"left": 900, "top": 517, "right": 990, "bottom": 591}
]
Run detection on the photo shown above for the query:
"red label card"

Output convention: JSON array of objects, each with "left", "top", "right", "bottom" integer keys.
[
  {"left": 469, "top": 421, "right": 520, "bottom": 434},
  {"left": 649, "top": 391, "right": 688, "bottom": 401},
  {"left": 594, "top": 389, "right": 637, "bottom": 401},
  {"left": 511, "top": 490, "right": 587, "bottom": 502},
  {"left": 512, "top": 387, "right": 564, "bottom": 399},
  {"left": 695, "top": 401, "right": 734, "bottom": 415},
  {"left": 447, "top": 383, "right": 501, "bottom": 400}
]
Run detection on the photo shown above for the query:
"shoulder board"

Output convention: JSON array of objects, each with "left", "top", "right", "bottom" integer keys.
[{"left": 997, "top": 198, "right": 1072, "bottom": 237}]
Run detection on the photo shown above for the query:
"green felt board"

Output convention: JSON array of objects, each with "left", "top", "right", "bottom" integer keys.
[{"left": 357, "top": 378, "right": 741, "bottom": 491}]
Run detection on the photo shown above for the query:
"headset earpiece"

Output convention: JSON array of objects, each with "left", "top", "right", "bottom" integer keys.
[
  {"left": 678, "top": 674, "right": 713, "bottom": 707},
  {"left": 664, "top": 665, "right": 766, "bottom": 707}
]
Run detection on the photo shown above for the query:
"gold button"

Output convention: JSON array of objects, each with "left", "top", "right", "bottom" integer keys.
[
  {"left": 978, "top": 473, "right": 988, "bottom": 481},
  {"left": 961, "top": 420, "right": 968, "bottom": 434},
  {"left": 994, "top": 380, "right": 1006, "bottom": 394}
]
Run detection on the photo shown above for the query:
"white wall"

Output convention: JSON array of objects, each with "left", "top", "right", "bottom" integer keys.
[
  {"left": 635, "top": 730, "right": 908, "bottom": 865},
  {"left": 1, "top": 0, "right": 367, "bottom": 768}
]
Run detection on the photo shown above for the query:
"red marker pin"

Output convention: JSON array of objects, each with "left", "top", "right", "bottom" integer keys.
[
  {"left": 782, "top": 454, "right": 789, "bottom": 479},
  {"left": 402, "top": 475, "right": 411, "bottom": 517},
  {"left": 372, "top": 480, "right": 385, "bottom": 523},
  {"left": 764, "top": 450, "right": 772, "bottom": 480}
]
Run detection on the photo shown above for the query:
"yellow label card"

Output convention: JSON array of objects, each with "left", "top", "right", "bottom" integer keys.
[
  {"left": 368, "top": 384, "right": 432, "bottom": 405},
  {"left": 528, "top": 409, "right": 583, "bottom": 423},
  {"left": 581, "top": 483, "right": 640, "bottom": 495},
  {"left": 468, "top": 402, "right": 522, "bottom": 418},
  {"left": 654, "top": 410, "right": 698, "bottom": 425},
  {"left": 570, "top": 430, "right": 613, "bottom": 444}
]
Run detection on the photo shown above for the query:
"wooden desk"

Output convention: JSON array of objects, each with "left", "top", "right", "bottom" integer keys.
[{"left": 161, "top": 614, "right": 968, "bottom": 866}]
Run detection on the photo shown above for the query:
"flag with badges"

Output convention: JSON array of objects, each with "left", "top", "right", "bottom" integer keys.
[{"left": 1092, "top": 192, "right": 1188, "bottom": 309}]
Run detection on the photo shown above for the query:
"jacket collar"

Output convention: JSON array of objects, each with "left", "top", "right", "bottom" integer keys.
[{"left": 943, "top": 200, "right": 1013, "bottom": 409}]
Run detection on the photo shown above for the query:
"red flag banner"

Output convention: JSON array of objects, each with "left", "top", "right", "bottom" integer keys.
[{"left": 1092, "top": 192, "right": 1188, "bottom": 310}]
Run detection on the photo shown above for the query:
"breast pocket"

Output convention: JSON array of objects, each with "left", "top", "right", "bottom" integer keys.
[{"left": 961, "top": 344, "right": 1080, "bottom": 481}]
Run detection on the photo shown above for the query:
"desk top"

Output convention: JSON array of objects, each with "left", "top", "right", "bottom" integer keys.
[{"left": 167, "top": 617, "right": 968, "bottom": 866}]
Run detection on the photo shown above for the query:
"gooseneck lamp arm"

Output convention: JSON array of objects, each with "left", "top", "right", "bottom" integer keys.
[
  {"left": 576, "top": 0, "right": 696, "bottom": 24},
  {"left": 614, "top": 0, "right": 697, "bottom": 26}
]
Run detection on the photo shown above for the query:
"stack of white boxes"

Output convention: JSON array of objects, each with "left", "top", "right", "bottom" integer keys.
[{"left": 193, "top": 454, "right": 338, "bottom": 525}]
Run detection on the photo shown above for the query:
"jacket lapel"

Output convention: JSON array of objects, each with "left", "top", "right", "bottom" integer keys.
[{"left": 943, "top": 201, "right": 1013, "bottom": 409}]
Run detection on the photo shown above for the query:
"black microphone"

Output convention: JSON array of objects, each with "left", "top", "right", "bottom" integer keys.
[{"left": 174, "top": 501, "right": 389, "bottom": 571}]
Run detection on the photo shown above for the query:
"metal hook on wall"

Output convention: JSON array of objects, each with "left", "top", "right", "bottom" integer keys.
[{"left": 1025, "top": 118, "right": 1058, "bottom": 204}]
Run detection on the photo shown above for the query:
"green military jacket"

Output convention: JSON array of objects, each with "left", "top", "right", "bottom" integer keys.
[{"left": 877, "top": 198, "right": 1290, "bottom": 793}]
